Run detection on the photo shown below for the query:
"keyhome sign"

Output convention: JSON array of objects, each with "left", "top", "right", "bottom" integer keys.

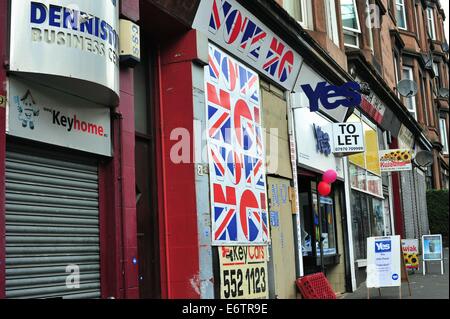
[{"left": 7, "top": 76, "right": 112, "bottom": 156}]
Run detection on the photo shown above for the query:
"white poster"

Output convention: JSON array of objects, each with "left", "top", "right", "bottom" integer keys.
[
  {"left": 7, "top": 76, "right": 111, "bottom": 156},
  {"left": 422, "top": 234, "right": 443, "bottom": 261},
  {"left": 205, "top": 44, "right": 269, "bottom": 245},
  {"left": 366, "top": 236, "right": 401, "bottom": 288},
  {"left": 193, "top": 0, "right": 302, "bottom": 90}
]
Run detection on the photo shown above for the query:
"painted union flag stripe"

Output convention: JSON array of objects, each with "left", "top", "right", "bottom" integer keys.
[
  {"left": 215, "top": 208, "right": 236, "bottom": 239},
  {"left": 211, "top": 148, "right": 225, "bottom": 176}
]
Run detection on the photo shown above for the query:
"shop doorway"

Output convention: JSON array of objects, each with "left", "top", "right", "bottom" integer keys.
[
  {"left": 134, "top": 40, "right": 160, "bottom": 298},
  {"left": 298, "top": 174, "right": 340, "bottom": 275},
  {"left": 135, "top": 136, "right": 160, "bottom": 298}
]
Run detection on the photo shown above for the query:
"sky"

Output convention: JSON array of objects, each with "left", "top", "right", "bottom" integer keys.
[{"left": 444, "top": 1, "right": 449, "bottom": 42}]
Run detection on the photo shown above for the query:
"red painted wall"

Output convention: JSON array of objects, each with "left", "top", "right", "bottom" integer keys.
[
  {"left": 118, "top": 68, "right": 139, "bottom": 299},
  {"left": 98, "top": 68, "right": 139, "bottom": 300},
  {"left": 157, "top": 30, "right": 200, "bottom": 299},
  {"left": 97, "top": 0, "right": 141, "bottom": 299},
  {"left": 0, "top": 0, "right": 8, "bottom": 299}
]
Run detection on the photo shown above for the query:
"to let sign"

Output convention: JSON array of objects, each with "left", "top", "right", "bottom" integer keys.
[{"left": 332, "top": 122, "right": 365, "bottom": 156}]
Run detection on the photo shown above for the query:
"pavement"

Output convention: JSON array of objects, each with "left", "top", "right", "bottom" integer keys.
[{"left": 343, "top": 247, "right": 449, "bottom": 299}]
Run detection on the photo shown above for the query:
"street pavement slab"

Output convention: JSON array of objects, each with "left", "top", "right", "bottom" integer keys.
[{"left": 343, "top": 248, "right": 449, "bottom": 299}]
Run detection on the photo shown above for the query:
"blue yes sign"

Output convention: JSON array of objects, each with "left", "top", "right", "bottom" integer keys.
[
  {"left": 301, "top": 81, "right": 361, "bottom": 112},
  {"left": 375, "top": 240, "right": 392, "bottom": 253}
]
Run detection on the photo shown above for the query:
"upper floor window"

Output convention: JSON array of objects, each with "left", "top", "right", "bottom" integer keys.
[
  {"left": 365, "top": 0, "right": 374, "bottom": 53},
  {"left": 414, "top": 4, "right": 420, "bottom": 40},
  {"left": 440, "top": 118, "right": 449, "bottom": 154},
  {"left": 393, "top": 53, "right": 400, "bottom": 97},
  {"left": 433, "top": 62, "right": 441, "bottom": 89},
  {"left": 395, "top": 0, "right": 407, "bottom": 30},
  {"left": 420, "top": 73, "right": 430, "bottom": 126},
  {"left": 282, "top": 0, "right": 309, "bottom": 29},
  {"left": 341, "top": 0, "right": 361, "bottom": 48},
  {"left": 325, "top": 0, "right": 340, "bottom": 46},
  {"left": 426, "top": 7, "right": 436, "bottom": 40},
  {"left": 402, "top": 66, "right": 417, "bottom": 120}
]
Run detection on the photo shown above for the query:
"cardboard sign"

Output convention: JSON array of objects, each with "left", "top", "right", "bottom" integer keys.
[
  {"left": 401, "top": 239, "right": 419, "bottom": 270},
  {"left": 219, "top": 246, "right": 268, "bottom": 299},
  {"left": 332, "top": 122, "right": 365, "bottom": 155},
  {"left": 422, "top": 235, "right": 443, "bottom": 261},
  {"left": 379, "top": 149, "right": 412, "bottom": 172},
  {"left": 366, "top": 236, "right": 401, "bottom": 288}
]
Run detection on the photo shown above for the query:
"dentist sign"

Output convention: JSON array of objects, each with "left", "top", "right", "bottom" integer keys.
[{"left": 9, "top": 0, "right": 120, "bottom": 105}]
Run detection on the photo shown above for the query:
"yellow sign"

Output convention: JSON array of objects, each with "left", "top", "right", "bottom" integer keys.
[
  {"left": 348, "top": 114, "right": 381, "bottom": 175},
  {"left": 401, "top": 239, "right": 420, "bottom": 270},
  {"left": 379, "top": 149, "right": 412, "bottom": 172},
  {"left": 219, "top": 246, "right": 268, "bottom": 299},
  {"left": 365, "top": 128, "right": 381, "bottom": 175},
  {"left": 403, "top": 253, "right": 420, "bottom": 270}
]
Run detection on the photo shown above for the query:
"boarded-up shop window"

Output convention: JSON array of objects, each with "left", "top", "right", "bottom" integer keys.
[{"left": 260, "top": 81, "right": 292, "bottom": 179}]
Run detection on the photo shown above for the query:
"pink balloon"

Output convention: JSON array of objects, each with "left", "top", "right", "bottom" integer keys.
[
  {"left": 318, "top": 181, "right": 332, "bottom": 196},
  {"left": 322, "top": 169, "right": 338, "bottom": 184}
]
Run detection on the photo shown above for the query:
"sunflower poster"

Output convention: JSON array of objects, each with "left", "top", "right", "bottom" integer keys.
[{"left": 379, "top": 149, "right": 413, "bottom": 172}]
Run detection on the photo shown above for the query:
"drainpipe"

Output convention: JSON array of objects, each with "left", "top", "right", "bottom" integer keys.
[{"left": 157, "top": 48, "right": 172, "bottom": 299}]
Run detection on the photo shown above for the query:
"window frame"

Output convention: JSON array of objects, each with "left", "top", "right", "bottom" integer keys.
[
  {"left": 343, "top": 30, "right": 360, "bottom": 48},
  {"left": 414, "top": 3, "right": 420, "bottom": 40},
  {"left": 420, "top": 72, "right": 430, "bottom": 126},
  {"left": 366, "top": 0, "right": 374, "bottom": 52},
  {"left": 282, "top": 0, "right": 309, "bottom": 30},
  {"left": 395, "top": 0, "right": 407, "bottom": 30},
  {"left": 325, "top": 0, "right": 340, "bottom": 46},
  {"left": 393, "top": 52, "right": 400, "bottom": 98},
  {"left": 341, "top": 0, "right": 362, "bottom": 33},
  {"left": 440, "top": 118, "right": 449, "bottom": 154},
  {"left": 402, "top": 66, "right": 418, "bottom": 120},
  {"left": 426, "top": 7, "right": 436, "bottom": 40},
  {"left": 433, "top": 62, "right": 441, "bottom": 90}
]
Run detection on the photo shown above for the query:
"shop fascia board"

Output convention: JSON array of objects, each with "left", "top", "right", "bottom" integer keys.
[
  {"left": 238, "top": 0, "right": 355, "bottom": 89},
  {"left": 346, "top": 52, "right": 433, "bottom": 151}
]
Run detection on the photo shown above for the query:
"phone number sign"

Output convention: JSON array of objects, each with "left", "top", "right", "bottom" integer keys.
[{"left": 219, "top": 246, "right": 268, "bottom": 299}]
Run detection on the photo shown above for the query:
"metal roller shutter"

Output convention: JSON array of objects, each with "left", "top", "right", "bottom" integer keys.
[{"left": 5, "top": 146, "right": 101, "bottom": 299}]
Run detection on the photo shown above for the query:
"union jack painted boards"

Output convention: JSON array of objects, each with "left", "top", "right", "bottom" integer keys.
[{"left": 205, "top": 44, "right": 269, "bottom": 245}]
